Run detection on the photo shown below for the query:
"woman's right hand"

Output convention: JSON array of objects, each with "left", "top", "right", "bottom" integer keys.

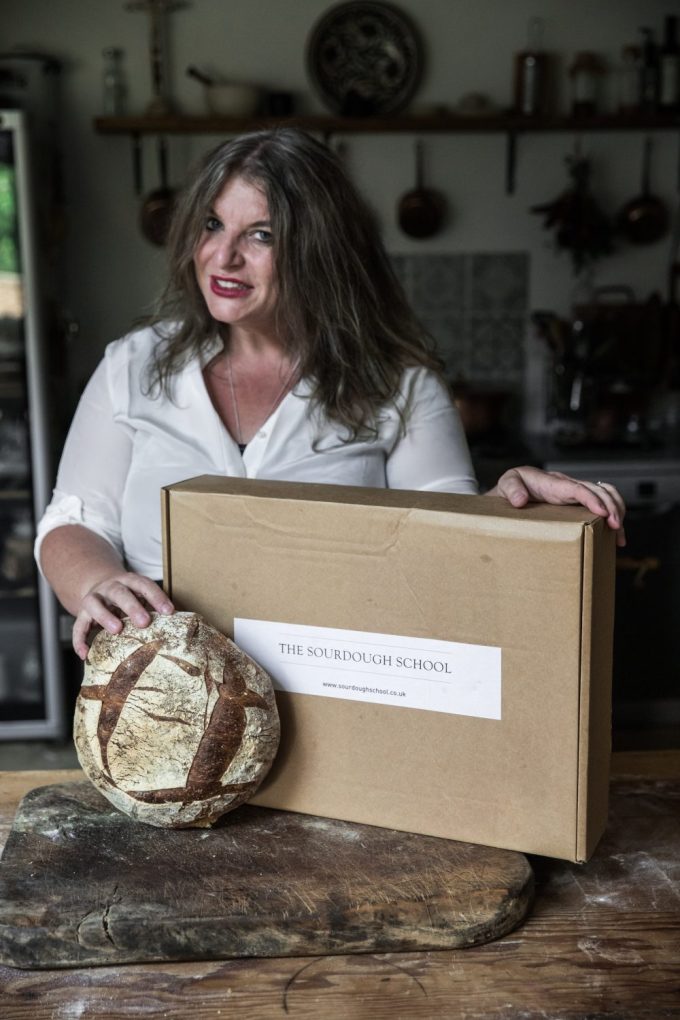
[
  {"left": 38, "top": 526, "right": 175, "bottom": 660},
  {"left": 73, "top": 571, "right": 174, "bottom": 661}
]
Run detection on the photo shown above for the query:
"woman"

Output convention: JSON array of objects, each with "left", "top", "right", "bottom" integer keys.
[{"left": 36, "top": 128, "right": 625, "bottom": 660}]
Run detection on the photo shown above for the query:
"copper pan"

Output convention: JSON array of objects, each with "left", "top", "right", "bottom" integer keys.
[{"left": 139, "top": 136, "right": 176, "bottom": 246}]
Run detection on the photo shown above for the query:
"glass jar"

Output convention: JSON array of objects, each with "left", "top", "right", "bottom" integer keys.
[
  {"left": 102, "top": 47, "right": 126, "bottom": 116},
  {"left": 569, "top": 51, "right": 606, "bottom": 116}
]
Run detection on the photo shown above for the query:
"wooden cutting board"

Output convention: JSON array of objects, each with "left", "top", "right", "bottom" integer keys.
[{"left": 0, "top": 782, "right": 533, "bottom": 969}]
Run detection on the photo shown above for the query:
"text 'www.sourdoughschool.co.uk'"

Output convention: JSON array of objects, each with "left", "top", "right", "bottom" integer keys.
[{"left": 233, "top": 619, "right": 502, "bottom": 720}]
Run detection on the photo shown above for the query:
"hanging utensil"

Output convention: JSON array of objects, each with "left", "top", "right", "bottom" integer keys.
[
  {"left": 132, "top": 132, "right": 143, "bottom": 197},
  {"left": 617, "top": 136, "right": 669, "bottom": 245},
  {"left": 139, "top": 135, "right": 176, "bottom": 246},
  {"left": 397, "top": 140, "right": 447, "bottom": 239}
]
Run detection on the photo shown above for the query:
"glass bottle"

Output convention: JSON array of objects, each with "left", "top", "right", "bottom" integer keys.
[
  {"left": 618, "top": 45, "right": 642, "bottom": 113},
  {"left": 513, "top": 17, "right": 550, "bottom": 116},
  {"left": 659, "top": 15, "right": 680, "bottom": 112},
  {"left": 102, "top": 47, "right": 126, "bottom": 116},
  {"left": 638, "top": 28, "right": 660, "bottom": 112},
  {"left": 569, "top": 52, "right": 605, "bottom": 117}
]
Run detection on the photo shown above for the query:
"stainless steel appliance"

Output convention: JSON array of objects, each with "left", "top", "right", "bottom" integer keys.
[
  {"left": 0, "top": 109, "right": 65, "bottom": 738},
  {"left": 543, "top": 451, "right": 680, "bottom": 735}
]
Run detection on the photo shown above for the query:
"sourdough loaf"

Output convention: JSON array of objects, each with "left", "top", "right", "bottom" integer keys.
[{"left": 74, "top": 611, "right": 280, "bottom": 827}]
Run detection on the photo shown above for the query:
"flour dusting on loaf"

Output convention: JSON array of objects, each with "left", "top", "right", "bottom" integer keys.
[{"left": 74, "top": 611, "right": 280, "bottom": 827}]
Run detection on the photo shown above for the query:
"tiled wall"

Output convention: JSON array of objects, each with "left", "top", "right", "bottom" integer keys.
[{"left": 391, "top": 253, "right": 529, "bottom": 389}]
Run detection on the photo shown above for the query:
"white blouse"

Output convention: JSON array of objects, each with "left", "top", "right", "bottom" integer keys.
[{"left": 35, "top": 327, "right": 478, "bottom": 579}]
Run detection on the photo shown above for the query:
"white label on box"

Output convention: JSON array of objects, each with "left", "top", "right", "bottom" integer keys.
[{"left": 234, "top": 619, "right": 501, "bottom": 720}]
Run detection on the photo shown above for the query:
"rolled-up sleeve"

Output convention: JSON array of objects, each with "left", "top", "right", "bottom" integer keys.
[{"left": 34, "top": 353, "right": 133, "bottom": 568}]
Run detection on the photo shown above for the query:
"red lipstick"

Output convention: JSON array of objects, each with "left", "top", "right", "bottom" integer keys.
[{"left": 210, "top": 276, "right": 253, "bottom": 298}]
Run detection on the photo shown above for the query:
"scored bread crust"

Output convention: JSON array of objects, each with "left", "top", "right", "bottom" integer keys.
[{"left": 74, "top": 611, "right": 280, "bottom": 828}]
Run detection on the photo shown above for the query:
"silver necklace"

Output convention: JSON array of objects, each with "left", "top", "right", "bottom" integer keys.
[{"left": 225, "top": 356, "right": 299, "bottom": 447}]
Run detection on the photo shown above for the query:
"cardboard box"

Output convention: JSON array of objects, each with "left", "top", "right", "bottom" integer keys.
[{"left": 162, "top": 476, "right": 616, "bottom": 862}]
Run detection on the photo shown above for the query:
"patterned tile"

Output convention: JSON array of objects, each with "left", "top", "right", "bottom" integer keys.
[
  {"left": 390, "top": 252, "right": 528, "bottom": 388},
  {"left": 390, "top": 254, "right": 410, "bottom": 292},
  {"left": 468, "top": 317, "right": 525, "bottom": 382},
  {"left": 418, "top": 314, "right": 465, "bottom": 376},
  {"left": 391, "top": 254, "right": 465, "bottom": 313},
  {"left": 470, "top": 254, "right": 529, "bottom": 314},
  {"left": 411, "top": 255, "right": 465, "bottom": 314}
]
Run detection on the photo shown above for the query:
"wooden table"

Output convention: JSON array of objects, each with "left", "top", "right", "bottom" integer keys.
[{"left": 0, "top": 751, "right": 678, "bottom": 1019}]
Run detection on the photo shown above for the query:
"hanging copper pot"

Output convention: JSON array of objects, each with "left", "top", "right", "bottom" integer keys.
[
  {"left": 397, "top": 140, "right": 447, "bottom": 239},
  {"left": 617, "top": 136, "right": 669, "bottom": 246},
  {"left": 139, "top": 136, "right": 176, "bottom": 246}
]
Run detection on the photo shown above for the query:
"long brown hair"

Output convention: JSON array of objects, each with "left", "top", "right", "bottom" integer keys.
[{"left": 147, "top": 128, "right": 445, "bottom": 439}]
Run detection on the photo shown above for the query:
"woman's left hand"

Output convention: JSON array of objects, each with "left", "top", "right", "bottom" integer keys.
[{"left": 488, "top": 465, "right": 626, "bottom": 547}]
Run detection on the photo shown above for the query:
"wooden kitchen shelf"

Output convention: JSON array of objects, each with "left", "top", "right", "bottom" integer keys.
[
  {"left": 95, "top": 110, "right": 680, "bottom": 195},
  {"left": 94, "top": 111, "right": 680, "bottom": 136}
]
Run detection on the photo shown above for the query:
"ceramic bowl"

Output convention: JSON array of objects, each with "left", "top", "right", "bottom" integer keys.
[{"left": 205, "top": 83, "right": 261, "bottom": 118}]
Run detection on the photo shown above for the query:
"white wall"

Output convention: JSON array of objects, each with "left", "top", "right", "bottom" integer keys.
[{"left": 3, "top": 0, "right": 678, "bottom": 424}]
